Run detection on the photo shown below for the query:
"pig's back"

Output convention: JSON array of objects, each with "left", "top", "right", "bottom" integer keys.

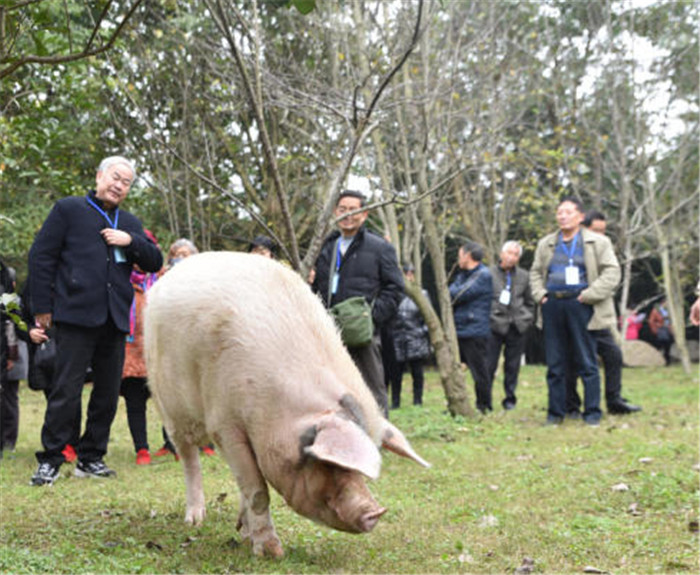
[{"left": 145, "top": 252, "right": 381, "bottom": 439}]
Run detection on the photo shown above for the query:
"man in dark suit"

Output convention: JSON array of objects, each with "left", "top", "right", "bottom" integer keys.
[
  {"left": 28, "top": 156, "right": 163, "bottom": 486},
  {"left": 312, "top": 190, "right": 404, "bottom": 416},
  {"left": 488, "top": 240, "right": 535, "bottom": 410}
]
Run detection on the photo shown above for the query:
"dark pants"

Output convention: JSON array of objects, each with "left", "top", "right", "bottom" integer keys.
[
  {"left": 381, "top": 325, "right": 400, "bottom": 392},
  {"left": 1, "top": 379, "right": 19, "bottom": 449},
  {"left": 458, "top": 336, "right": 492, "bottom": 413},
  {"left": 39, "top": 367, "right": 82, "bottom": 447},
  {"left": 390, "top": 360, "right": 425, "bottom": 408},
  {"left": 566, "top": 329, "right": 623, "bottom": 412},
  {"left": 121, "top": 377, "right": 150, "bottom": 452},
  {"left": 542, "top": 297, "right": 601, "bottom": 421},
  {"left": 37, "top": 319, "right": 125, "bottom": 467},
  {"left": 349, "top": 332, "right": 388, "bottom": 416},
  {"left": 488, "top": 325, "right": 526, "bottom": 407}
]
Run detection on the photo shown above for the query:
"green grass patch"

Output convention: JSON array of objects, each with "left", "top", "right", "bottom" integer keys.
[{"left": 1, "top": 364, "right": 698, "bottom": 573}]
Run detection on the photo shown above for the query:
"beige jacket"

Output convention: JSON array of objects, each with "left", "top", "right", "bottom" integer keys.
[{"left": 530, "top": 227, "right": 621, "bottom": 330}]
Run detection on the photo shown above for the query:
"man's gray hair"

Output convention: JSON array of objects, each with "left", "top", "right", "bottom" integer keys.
[
  {"left": 501, "top": 240, "right": 522, "bottom": 257},
  {"left": 98, "top": 156, "right": 136, "bottom": 180}
]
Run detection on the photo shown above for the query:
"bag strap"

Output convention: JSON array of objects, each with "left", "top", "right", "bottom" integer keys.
[
  {"left": 327, "top": 238, "right": 339, "bottom": 309},
  {"left": 451, "top": 267, "right": 484, "bottom": 305}
]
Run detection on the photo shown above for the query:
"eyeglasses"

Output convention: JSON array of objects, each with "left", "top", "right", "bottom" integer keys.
[{"left": 335, "top": 205, "right": 364, "bottom": 215}]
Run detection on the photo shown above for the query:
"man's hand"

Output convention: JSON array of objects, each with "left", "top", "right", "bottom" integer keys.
[
  {"left": 35, "top": 313, "right": 52, "bottom": 330},
  {"left": 690, "top": 297, "right": 700, "bottom": 327},
  {"left": 101, "top": 228, "right": 132, "bottom": 247},
  {"left": 29, "top": 327, "right": 49, "bottom": 344}
]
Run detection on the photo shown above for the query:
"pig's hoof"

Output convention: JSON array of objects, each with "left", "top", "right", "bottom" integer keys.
[
  {"left": 185, "top": 505, "right": 206, "bottom": 526},
  {"left": 252, "top": 537, "right": 284, "bottom": 559}
]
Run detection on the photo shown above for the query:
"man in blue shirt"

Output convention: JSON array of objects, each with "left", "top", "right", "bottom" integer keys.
[
  {"left": 449, "top": 242, "right": 494, "bottom": 414},
  {"left": 530, "top": 197, "right": 621, "bottom": 426}
]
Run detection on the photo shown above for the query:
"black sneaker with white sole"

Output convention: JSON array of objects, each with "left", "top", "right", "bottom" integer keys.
[
  {"left": 30, "top": 462, "right": 61, "bottom": 486},
  {"left": 74, "top": 460, "right": 117, "bottom": 479}
]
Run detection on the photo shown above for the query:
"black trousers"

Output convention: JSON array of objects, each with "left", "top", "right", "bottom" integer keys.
[
  {"left": 121, "top": 377, "right": 150, "bottom": 452},
  {"left": 37, "top": 319, "right": 125, "bottom": 466},
  {"left": 390, "top": 359, "right": 425, "bottom": 407},
  {"left": 566, "top": 328, "right": 622, "bottom": 412},
  {"left": 349, "top": 333, "right": 388, "bottom": 416},
  {"left": 458, "top": 336, "right": 492, "bottom": 413},
  {"left": 1, "top": 379, "right": 19, "bottom": 449},
  {"left": 488, "top": 325, "right": 526, "bottom": 407}
]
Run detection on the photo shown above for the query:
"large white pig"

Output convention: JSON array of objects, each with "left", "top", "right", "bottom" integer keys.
[{"left": 144, "top": 252, "right": 429, "bottom": 558}]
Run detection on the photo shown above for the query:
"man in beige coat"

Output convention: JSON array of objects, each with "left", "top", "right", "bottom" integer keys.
[{"left": 530, "top": 197, "right": 620, "bottom": 425}]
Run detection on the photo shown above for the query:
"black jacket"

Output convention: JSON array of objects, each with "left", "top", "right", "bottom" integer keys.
[
  {"left": 489, "top": 264, "right": 535, "bottom": 336},
  {"left": 312, "top": 227, "right": 404, "bottom": 328},
  {"left": 29, "top": 191, "right": 163, "bottom": 333},
  {"left": 392, "top": 290, "right": 431, "bottom": 362}
]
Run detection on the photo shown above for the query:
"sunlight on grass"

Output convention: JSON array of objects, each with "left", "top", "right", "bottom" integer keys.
[{"left": 1, "top": 364, "right": 698, "bottom": 573}]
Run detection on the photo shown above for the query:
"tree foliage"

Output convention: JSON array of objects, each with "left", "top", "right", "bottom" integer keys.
[{"left": 1, "top": 0, "right": 697, "bottom": 379}]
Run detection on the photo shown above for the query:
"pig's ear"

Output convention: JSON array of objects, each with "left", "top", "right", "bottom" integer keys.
[
  {"left": 304, "top": 415, "right": 382, "bottom": 480},
  {"left": 381, "top": 421, "right": 431, "bottom": 468}
]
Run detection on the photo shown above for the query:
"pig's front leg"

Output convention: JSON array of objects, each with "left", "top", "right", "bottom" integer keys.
[
  {"left": 213, "top": 428, "right": 284, "bottom": 558},
  {"left": 179, "top": 442, "right": 206, "bottom": 525}
]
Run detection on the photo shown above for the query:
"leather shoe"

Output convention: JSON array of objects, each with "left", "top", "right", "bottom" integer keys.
[{"left": 608, "top": 399, "right": 642, "bottom": 415}]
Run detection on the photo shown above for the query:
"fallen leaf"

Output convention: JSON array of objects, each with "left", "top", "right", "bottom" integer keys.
[
  {"left": 489, "top": 484, "right": 500, "bottom": 491},
  {"left": 478, "top": 514, "right": 499, "bottom": 528},
  {"left": 638, "top": 457, "right": 653, "bottom": 464},
  {"left": 216, "top": 492, "right": 228, "bottom": 503},
  {"left": 627, "top": 502, "right": 642, "bottom": 516},
  {"left": 103, "top": 541, "right": 120, "bottom": 548},
  {"left": 146, "top": 541, "right": 163, "bottom": 551},
  {"left": 689, "top": 520, "right": 699, "bottom": 533},
  {"left": 516, "top": 454, "right": 534, "bottom": 461},
  {"left": 180, "top": 536, "right": 198, "bottom": 548},
  {"left": 611, "top": 483, "right": 630, "bottom": 492},
  {"left": 458, "top": 552, "right": 474, "bottom": 564},
  {"left": 583, "top": 567, "right": 608, "bottom": 574},
  {"left": 514, "top": 556, "right": 535, "bottom": 574},
  {"left": 692, "top": 463, "right": 700, "bottom": 472}
]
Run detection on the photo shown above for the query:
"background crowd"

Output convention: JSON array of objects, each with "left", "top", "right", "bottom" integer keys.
[{"left": 1, "top": 157, "right": 698, "bottom": 486}]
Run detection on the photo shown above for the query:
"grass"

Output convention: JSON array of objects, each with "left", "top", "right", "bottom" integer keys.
[{"left": 0, "top": 364, "right": 698, "bottom": 574}]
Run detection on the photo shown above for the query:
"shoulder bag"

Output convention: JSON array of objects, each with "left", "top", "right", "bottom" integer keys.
[{"left": 327, "top": 239, "right": 374, "bottom": 348}]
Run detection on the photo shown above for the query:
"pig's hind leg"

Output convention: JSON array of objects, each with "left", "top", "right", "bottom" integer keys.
[{"left": 213, "top": 427, "right": 284, "bottom": 558}]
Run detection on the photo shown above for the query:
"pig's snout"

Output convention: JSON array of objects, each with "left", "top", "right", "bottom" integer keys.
[{"left": 358, "top": 507, "right": 387, "bottom": 532}]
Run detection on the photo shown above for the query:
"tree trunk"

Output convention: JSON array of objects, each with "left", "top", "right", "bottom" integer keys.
[{"left": 404, "top": 279, "right": 472, "bottom": 417}]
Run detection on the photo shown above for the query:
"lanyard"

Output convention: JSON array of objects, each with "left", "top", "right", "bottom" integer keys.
[
  {"left": 559, "top": 232, "right": 578, "bottom": 265},
  {"left": 336, "top": 239, "right": 342, "bottom": 271},
  {"left": 505, "top": 271, "right": 512, "bottom": 291},
  {"left": 87, "top": 197, "right": 119, "bottom": 229}
]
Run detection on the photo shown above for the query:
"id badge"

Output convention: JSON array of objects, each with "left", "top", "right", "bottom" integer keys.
[
  {"left": 565, "top": 265, "right": 580, "bottom": 285},
  {"left": 499, "top": 289, "right": 511, "bottom": 305},
  {"left": 114, "top": 247, "right": 127, "bottom": 263},
  {"left": 331, "top": 272, "right": 339, "bottom": 295}
]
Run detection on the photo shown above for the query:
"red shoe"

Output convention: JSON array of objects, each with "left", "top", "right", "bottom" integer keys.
[
  {"left": 153, "top": 446, "right": 173, "bottom": 457},
  {"left": 201, "top": 446, "right": 215, "bottom": 456},
  {"left": 136, "top": 449, "right": 151, "bottom": 465},
  {"left": 62, "top": 444, "right": 77, "bottom": 463}
]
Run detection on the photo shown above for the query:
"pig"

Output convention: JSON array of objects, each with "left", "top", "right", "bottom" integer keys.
[{"left": 144, "top": 251, "right": 430, "bottom": 558}]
